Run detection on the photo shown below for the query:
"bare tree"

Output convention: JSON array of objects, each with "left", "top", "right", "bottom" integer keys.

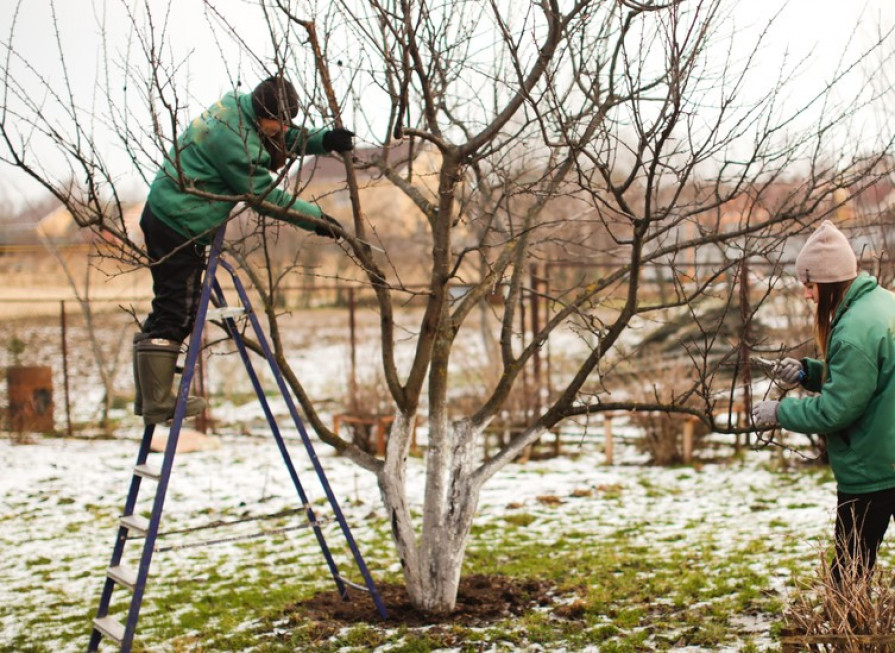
[
  {"left": 34, "top": 223, "right": 130, "bottom": 432},
  {"left": 3, "top": 0, "right": 895, "bottom": 615}
]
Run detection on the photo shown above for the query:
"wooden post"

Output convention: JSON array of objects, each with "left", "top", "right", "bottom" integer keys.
[
  {"left": 348, "top": 287, "right": 358, "bottom": 414},
  {"left": 332, "top": 414, "right": 342, "bottom": 438},
  {"left": 682, "top": 418, "right": 694, "bottom": 464},
  {"left": 375, "top": 416, "right": 391, "bottom": 456},
  {"left": 332, "top": 413, "right": 416, "bottom": 458},
  {"left": 603, "top": 413, "right": 614, "bottom": 465},
  {"left": 529, "top": 264, "right": 541, "bottom": 414},
  {"left": 59, "top": 301, "right": 72, "bottom": 438}
]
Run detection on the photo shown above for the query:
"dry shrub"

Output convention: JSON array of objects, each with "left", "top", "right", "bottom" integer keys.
[
  {"left": 624, "top": 360, "right": 711, "bottom": 466},
  {"left": 342, "top": 368, "right": 394, "bottom": 455},
  {"left": 784, "top": 540, "right": 895, "bottom": 652},
  {"left": 629, "top": 410, "right": 710, "bottom": 466}
]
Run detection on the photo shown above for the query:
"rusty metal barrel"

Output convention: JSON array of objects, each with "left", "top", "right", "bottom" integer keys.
[{"left": 6, "top": 365, "right": 55, "bottom": 433}]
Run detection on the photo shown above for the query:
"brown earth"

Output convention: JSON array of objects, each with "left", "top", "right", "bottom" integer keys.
[{"left": 283, "top": 573, "right": 572, "bottom": 631}]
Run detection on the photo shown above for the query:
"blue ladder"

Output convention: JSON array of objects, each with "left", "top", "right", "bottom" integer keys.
[{"left": 88, "top": 226, "right": 387, "bottom": 652}]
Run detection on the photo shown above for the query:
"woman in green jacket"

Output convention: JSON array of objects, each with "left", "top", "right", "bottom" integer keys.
[
  {"left": 135, "top": 76, "right": 354, "bottom": 424},
  {"left": 753, "top": 220, "right": 895, "bottom": 582}
]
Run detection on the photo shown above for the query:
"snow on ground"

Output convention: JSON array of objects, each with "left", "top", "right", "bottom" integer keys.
[
  {"left": 0, "top": 423, "right": 837, "bottom": 652},
  {"left": 0, "top": 304, "right": 844, "bottom": 650}
]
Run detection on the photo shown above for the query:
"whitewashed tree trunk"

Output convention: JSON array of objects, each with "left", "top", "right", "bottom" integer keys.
[
  {"left": 379, "top": 415, "right": 487, "bottom": 612},
  {"left": 378, "top": 405, "right": 550, "bottom": 612}
]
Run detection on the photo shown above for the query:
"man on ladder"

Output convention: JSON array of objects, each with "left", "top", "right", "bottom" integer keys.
[{"left": 134, "top": 75, "right": 354, "bottom": 424}]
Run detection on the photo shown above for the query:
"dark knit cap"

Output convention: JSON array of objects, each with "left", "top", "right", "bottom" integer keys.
[{"left": 251, "top": 76, "right": 300, "bottom": 121}]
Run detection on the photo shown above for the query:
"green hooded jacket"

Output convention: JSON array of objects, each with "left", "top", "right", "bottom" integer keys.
[
  {"left": 778, "top": 273, "right": 895, "bottom": 494},
  {"left": 147, "top": 91, "right": 329, "bottom": 244}
]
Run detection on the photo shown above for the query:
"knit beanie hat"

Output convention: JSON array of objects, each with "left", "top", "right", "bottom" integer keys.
[
  {"left": 794, "top": 220, "right": 858, "bottom": 283},
  {"left": 251, "top": 76, "right": 300, "bottom": 122}
]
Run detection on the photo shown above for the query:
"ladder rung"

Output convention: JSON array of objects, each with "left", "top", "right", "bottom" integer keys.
[
  {"left": 120, "top": 514, "right": 150, "bottom": 536},
  {"left": 336, "top": 575, "right": 372, "bottom": 592},
  {"left": 93, "top": 615, "right": 125, "bottom": 643},
  {"left": 107, "top": 565, "right": 138, "bottom": 591},
  {"left": 134, "top": 464, "right": 161, "bottom": 481},
  {"left": 206, "top": 306, "right": 246, "bottom": 320}
]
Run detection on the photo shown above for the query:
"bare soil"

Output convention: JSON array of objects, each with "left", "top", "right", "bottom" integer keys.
[{"left": 286, "top": 573, "right": 565, "bottom": 628}]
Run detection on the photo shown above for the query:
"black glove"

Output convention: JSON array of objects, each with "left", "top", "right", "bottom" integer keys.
[
  {"left": 314, "top": 213, "right": 342, "bottom": 240},
  {"left": 322, "top": 128, "right": 355, "bottom": 153}
]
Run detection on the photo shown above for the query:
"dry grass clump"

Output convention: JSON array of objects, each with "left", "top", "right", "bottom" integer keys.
[{"left": 783, "top": 543, "right": 895, "bottom": 652}]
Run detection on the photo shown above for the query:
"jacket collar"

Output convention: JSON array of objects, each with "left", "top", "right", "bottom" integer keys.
[
  {"left": 236, "top": 91, "right": 259, "bottom": 124},
  {"left": 833, "top": 273, "right": 877, "bottom": 324}
]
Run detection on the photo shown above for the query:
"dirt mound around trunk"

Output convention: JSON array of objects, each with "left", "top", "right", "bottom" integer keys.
[{"left": 289, "top": 573, "right": 560, "bottom": 627}]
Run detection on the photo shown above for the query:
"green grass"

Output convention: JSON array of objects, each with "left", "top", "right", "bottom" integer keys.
[
  {"left": 2, "top": 463, "right": 818, "bottom": 652},
  {"left": 47, "top": 522, "right": 789, "bottom": 652}
]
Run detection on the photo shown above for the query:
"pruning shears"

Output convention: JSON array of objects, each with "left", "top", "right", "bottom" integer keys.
[{"left": 749, "top": 357, "right": 806, "bottom": 383}]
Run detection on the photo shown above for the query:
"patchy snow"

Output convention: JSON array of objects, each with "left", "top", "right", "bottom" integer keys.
[
  {"left": 0, "top": 423, "right": 837, "bottom": 651},
  {"left": 0, "top": 305, "right": 848, "bottom": 650}
]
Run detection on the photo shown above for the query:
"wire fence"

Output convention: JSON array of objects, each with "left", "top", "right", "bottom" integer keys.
[
  {"left": 0, "top": 284, "right": 389, "bottom": 436},
  {"left": 0, "top": 254, "right": 872, "bottom": 445}
]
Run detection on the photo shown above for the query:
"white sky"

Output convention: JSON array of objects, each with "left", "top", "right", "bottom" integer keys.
[{"left": 1, "top": 0, "right": 893, "bottom": 211}]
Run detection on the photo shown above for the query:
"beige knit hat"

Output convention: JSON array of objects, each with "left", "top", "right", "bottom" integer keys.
[{"left": 794, "top": 220, "right": 857, "bottom": 283}]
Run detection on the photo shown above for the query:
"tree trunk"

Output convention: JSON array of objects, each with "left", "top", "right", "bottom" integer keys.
[{"left": 379, "top": 415, "right": 484, "bottom": 613}]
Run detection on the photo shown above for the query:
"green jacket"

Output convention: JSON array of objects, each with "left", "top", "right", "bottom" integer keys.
[
  {"left": 778, "top": 274, "right": 895, "bottom": 494},
  {"left": 147, "top": 91, "right": 329, "bottom": 244}
]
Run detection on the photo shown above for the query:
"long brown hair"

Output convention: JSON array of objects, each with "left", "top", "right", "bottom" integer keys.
[{"left": 815, "top": 280, "right": 854, "bottom": 357}]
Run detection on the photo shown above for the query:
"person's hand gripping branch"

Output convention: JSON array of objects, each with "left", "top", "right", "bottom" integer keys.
[
  {"left": 313, "top": 129, "right": 353, "bottom": 241},
  {"left": 751, "top": 400, "right": 780, "bottom": 428},
  {"left": 750, "top": 356, "right": 805, "bottom": 429},
  {"left": 773, "top": 357, "right": 805, "bottom": 389},
  {"left": 314, "top": 213, "right": 343, "bottom": 240},
  {"left": 322, "top": 128, "right": 355, "bottom": 153}
]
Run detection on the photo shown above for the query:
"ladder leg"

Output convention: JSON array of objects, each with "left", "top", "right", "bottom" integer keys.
[
  {"left": 89, "top": 423, "right": 156, "bottom": 651},
  {"left": 89, "top": 228, "right": 226, "bottom": 651},
  {"left": 122, "top": 229, "right": 223, "bottom": 648},
  {"left": 220, "top": 259, "right": 389, "bottom": 619},
  {"left": 211, "top": 279, "right": 349, "bottom": 601}
]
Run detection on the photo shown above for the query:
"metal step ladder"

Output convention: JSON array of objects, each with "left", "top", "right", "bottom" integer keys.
[{"left": 88, "top": 226, "right": 387, "bottom": 652}]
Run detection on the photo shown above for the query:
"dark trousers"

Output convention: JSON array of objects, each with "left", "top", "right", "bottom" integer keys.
[
  {"left": 833, "top": 486, "right": 895, "bottom": 583},
  {"left": 139, "top": 204, "right": 206, "bottom": 344}
]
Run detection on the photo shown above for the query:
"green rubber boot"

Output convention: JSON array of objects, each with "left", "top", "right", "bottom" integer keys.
[
  {"left": 136, "top": 338, "right": 206, "bottom": 425},
  {"left": 132, "top": 332, "right": 151, "bottom": 416}
]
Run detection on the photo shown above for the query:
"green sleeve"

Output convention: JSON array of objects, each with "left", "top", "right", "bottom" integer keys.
[
  {"left": 256, "top": 196, "right": 321, "bottom": 231},
  {"left": 779, "top": 341, "right": 877, "bottom": 434},
  {"left": 285, "top": 126, "right": 329, "bottom": 156},
  {"left": 207, "top": 125, "right": 322, "bottom": 230},
  {"left": 801, "top": 357, "right": 825, "bottom": 392}
]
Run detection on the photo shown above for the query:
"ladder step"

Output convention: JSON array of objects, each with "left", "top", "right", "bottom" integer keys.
[
  {"left": 107, "top": 564, "right": 138, "bottom": 591},
  {"left": 206, "top": 306, "right": 246, "bottom": 320},
  {"left": 337, "top": 575, "right": 372, "bottom": 592},
  {"left": 134, "top": 464, "right": 161, "bottom": 481},
  {"left": 120, "top": 514, "right": 150, "bottom": 536},
  {"left": 93, "top": 615, "right": 125, "bottom": 644}
]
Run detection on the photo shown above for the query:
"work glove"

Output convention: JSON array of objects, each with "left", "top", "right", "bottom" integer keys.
[
  {"left": 751, "top": 400, "right": 780, "bottom": 427},
  {"left": 322, "top": 128, "right": 355, "bottom": 153},
  {"left": 775, "top": 358, "right": 804, "bottom": 386},
  {"left": 314, "top": 213, "right": 342, "bottom": 240}
]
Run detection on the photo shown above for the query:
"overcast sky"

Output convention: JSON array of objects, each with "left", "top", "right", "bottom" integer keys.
[{"left": 1, "top": 0, "right": 893, "bottom": 211}]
